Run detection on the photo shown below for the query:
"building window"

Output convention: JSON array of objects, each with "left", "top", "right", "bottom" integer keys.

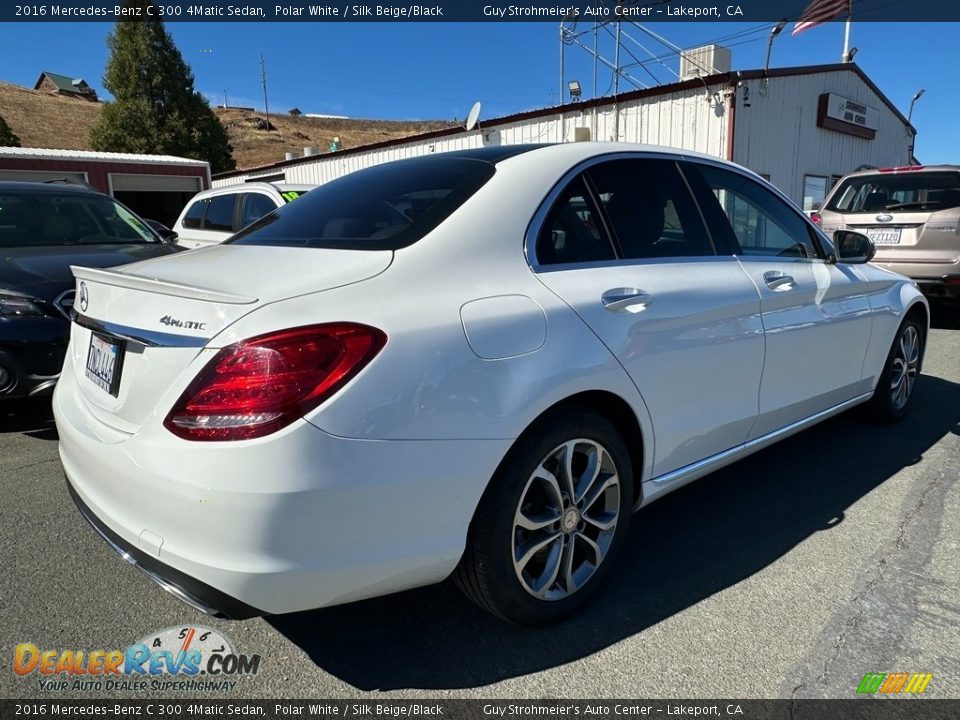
[{"left": 802, "top": 175, "right": 829, "bottom": 211}]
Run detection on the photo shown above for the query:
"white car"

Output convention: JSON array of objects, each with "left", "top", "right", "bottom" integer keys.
[
  {"left": 171, "top": 182, "right": 313, "bottom": 249},
  {"left": 54, "top": 144, "right": 928, "bottom": 625}
]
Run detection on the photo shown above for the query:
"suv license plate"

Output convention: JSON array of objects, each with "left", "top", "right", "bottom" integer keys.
[
  {"left": 865, "top": 227, "right": 902, "bottom": 245},
  {"left": 84, "top": 332, "right": 125, "bottom": 397}
]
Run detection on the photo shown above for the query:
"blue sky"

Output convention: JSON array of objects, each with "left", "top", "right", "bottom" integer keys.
[{"left": 1, "top": 21, "right": 957, "bottom": 162}]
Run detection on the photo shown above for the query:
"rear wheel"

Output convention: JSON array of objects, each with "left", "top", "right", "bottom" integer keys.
[
  {"left": 868, "top": 316, "right": 923, "bottom": 421},
  {"left": 455, "top": 408, "right": 634, "bottom": 625}
]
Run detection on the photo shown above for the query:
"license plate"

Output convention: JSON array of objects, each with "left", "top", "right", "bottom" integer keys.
[
  {"left": 84, "top": 333, "right": 125, "bottom": 397},
  {"left": 865, "top": 227, "right": 902, "bottom": 245}
]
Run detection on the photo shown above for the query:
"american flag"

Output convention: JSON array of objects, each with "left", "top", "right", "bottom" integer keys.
[{"left": 792, "top": 0, "right": 851, "bottom": 34}]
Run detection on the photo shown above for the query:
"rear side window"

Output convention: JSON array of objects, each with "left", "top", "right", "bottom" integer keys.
[
  {"left": 181, "top": 199, "right": 206, "bottom": 229},
  {"left": 241, "top": 193, "right": 278, "bottom": 227},
  {"left": 588, "top": 159, "right": 713, "bottom": 259},
  {"left": 229, "top": 157, "right": 495, "bottom": 250},
  {"left": 826, "top": 171, "right": 960, "bottom": 212},
  {"left": 536, "top": 176, "right": 615, "bottom": 265},
  {"left": 203, "top": 195, "right": 236, "bottom": 232}
]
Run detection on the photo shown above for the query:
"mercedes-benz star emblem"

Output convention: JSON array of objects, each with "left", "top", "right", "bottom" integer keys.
[
  {"left": 876, "top": 213, "right": 894, "bottom": 223},
  {"left": 78, "top": 282, "right": 89, "bottom": 312}
]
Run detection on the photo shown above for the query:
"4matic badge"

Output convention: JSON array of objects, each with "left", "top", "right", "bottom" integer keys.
[{"left": 159, "top": 315, "right": 206, "bottom": 331}]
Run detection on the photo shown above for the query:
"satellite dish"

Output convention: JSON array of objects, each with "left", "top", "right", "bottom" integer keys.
[{"left": 465, "top": 101, "right": 481, "bottom": 131}]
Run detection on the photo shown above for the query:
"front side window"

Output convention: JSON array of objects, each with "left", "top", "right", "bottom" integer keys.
[
  {"left": 690, "top": 164, "right": 820, "bottom": 259},
  {"left": 588, "top": 159, "right": 713, "bottom": 259},
  {"left": 203, "top": 195, "right": 236, "bottom": 232},
  {"left": 826, "top": 171, "right": 960, "bottom": 213},
  {"left": 230, "top": 156, "right": 495, "bottom": 251},
  {"left": 535, "top": 176, "right": 615, "bottom": 265}
]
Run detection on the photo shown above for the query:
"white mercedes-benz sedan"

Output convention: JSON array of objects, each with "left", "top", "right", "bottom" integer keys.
[{"left": 55, "top": 143, "right": 929, "bottom": 625}]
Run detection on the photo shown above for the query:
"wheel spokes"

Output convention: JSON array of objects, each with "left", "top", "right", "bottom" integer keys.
[
  {"left": 515, "top": 532, "right": 562, "bottom": 574},
  {"left": 513, "top": 437, "right": 622, "bottom": 601}
]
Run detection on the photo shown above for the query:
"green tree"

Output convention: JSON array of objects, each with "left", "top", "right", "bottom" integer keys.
[
  {"left": 90, "top": 0, "right": 235, "bottom": 172},
  {"left": 0, "top": 113, "right": 20, "bottom": 147}
]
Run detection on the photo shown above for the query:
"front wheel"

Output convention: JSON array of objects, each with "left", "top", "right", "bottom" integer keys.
[
  {"left": 868, "top": 316, "right": 924, "bottom": 421},
  {"left": 454, "top": 408, "right": 634, "bottom": 625}
]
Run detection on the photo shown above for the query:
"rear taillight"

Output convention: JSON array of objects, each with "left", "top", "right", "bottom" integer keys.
[
  {"left": 164, "top": 323, "right": 386, "bottom": 441},
  {"left": 810, "top": 212, "right": 822, "bottom": 227}
]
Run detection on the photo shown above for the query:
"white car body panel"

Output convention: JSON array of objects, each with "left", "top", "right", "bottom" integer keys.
[
  {"left": 534, "top": 256, "right": 764, "bottom": 478},
  {"left": 54, "top": 142, "right": 929, "bottom": 616}
]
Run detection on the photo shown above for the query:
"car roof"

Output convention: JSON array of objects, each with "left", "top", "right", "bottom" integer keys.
[
  {"left": 0, "top": 180, "right": 102, "bottom": 195},
  {"left": 271, "top": 183, "right": 314, "bottom": 192},
  {"left": 839, "top": 164, "right": 960, "bottom": 178},
  {"left": 190, "top": 181, "right": 316, "bottom": 197}
]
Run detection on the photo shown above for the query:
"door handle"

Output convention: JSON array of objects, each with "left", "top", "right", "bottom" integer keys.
[
  {"left": 601, "top": 288, "right": 652, "bottom": 312},
  {"left": 763, "top": 271, "right": 796, "bottom": 292}
]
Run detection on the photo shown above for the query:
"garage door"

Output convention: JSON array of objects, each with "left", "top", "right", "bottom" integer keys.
[
  {"left": 0, "top": 169, "right": 88, "bottom": 183},
  {"left": 109, "top": 174, "right": 202, "bottom": 192}
]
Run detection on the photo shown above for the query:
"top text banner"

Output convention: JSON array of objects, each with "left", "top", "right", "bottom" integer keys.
[{"left": 4, "top": 0, "right": 960, "bottom": 23}]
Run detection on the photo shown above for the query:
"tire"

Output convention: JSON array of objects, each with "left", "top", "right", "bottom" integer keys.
[
  {"left": 454, "top": 407, "right": 635, "bottom": 625},
  {"left": 868, "top": 315, "right": 924, "bottom": 422}
]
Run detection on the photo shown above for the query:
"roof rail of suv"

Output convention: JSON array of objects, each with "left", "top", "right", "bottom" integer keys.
[{"left": 42, "top": 177, "right": 100, "bottom": 191}]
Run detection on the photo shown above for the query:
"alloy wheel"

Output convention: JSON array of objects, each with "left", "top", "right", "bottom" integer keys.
[
  {"left": 511, "top": 439, "right": 620, "bottom": 600},
  {"left": 890, "top": 325, "right": 920, "bottom": 411}
]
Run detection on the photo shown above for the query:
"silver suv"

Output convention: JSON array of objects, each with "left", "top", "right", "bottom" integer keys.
[{"left": 817, "top": 165, "right": 960, "bottom": 298}]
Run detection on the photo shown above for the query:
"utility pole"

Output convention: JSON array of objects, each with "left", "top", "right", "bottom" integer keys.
[
  {"left": 259, "top": 54, "right": 271, "bottom": 130},
  {"left": 223, "top": 89, "right": 228, "bottom": 109}
]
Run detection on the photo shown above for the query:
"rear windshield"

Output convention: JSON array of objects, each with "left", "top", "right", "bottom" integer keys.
[
  {"left": 228, "top": 157, "right": 495, "bottom": 250},
  {"left": 0, "top": 191, "right": 158, "bottom": 247},
  {"left": 826, "top": 171, "right": 960, "bottom": 213}
]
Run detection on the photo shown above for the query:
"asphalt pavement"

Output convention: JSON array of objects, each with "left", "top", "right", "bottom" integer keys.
[{"left": 1, "top": 302, "right": 957, "bottom": 700}]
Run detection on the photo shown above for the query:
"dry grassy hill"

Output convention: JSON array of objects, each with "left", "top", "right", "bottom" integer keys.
[
  {"left": 0, "top": 81, "right": 452, "bottom": 171},
  {"left": 0, "top": 82, "right": 102, "bottom": 150}
]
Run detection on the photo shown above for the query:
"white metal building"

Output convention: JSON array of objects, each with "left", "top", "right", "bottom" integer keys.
[{"left": 213, "top": 62, "right": 915, "bottom": 212}]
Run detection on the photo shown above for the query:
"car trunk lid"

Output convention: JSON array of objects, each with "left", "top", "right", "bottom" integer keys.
[{"left": 66, "top": 245, "right": 393, "bottom": 434}]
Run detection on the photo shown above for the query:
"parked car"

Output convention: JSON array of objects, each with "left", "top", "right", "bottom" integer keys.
[
  {"left": 0, "top": 181, "right": 181, "bottom": 400},
  {"left": 55, "top": 144, "right": 928, "bottom": 625},
  {"left": 816, "top": 165, "right": 960, "bottom": 299},
  {"left": 171, "top": 182, "right": 313, "bottom": 248},
  {"left": 143, "top": 219, "right": 178, "bottom": 243}
]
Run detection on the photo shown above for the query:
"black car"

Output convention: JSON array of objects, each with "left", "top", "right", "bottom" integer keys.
[{"left": 0, "top": 181, "right": 182, "bottom": 399}]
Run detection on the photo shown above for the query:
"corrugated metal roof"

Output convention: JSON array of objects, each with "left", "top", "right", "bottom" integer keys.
[
  {"left": 0, "top": 146, "right": 209, "bottom": 166},
  {"left": 215, "top": 62, "right": 911, "bottom": 180}
]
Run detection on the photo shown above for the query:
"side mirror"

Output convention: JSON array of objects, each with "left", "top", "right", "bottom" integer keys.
[
  {"left": 161, "top": 230, "right": 178, "bottom": 243},
  {"left": 833, "top": 230, "right": 876, "bottom": 264}
]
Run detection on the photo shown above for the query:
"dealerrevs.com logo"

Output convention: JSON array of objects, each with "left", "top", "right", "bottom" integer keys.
[{"left": 14, "top": 626, "right": 262, "bottom": 693}]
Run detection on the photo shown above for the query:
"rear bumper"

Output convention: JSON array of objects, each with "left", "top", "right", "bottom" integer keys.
[
  {"left": 67, "top": 478, "right": 264, "bottom": 619},
  {"left": 872, "top": 259, "right": 960, "bottom": 297},
  {"left": 54, "top": 365, "right": 509, "bottom": 615}
]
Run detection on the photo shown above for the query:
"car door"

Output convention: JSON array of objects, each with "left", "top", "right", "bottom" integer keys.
[
  {"left": 530, "top": 156, "right": 765, "bottom": 479},
  {"left": 682, "top": 162, "right": 874, "bottom": 438}
]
